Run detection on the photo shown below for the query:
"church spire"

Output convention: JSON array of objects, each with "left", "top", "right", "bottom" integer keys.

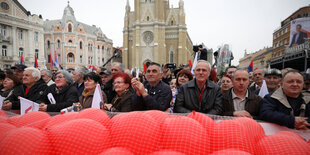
[{"left": 126, "top": 0, "right": 130, "bottom": 12}]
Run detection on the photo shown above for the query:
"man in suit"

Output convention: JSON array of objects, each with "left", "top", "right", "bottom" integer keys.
[{"left": 290, "top": 24, "right": 308, "bottom": 47}]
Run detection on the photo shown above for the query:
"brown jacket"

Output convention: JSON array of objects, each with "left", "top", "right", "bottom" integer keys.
[
  {"left": 79, "top": 90, "right": 107, "bottom": 109},
  {"left": 110, "top": 90, "right": 133, "bottom": 112}
]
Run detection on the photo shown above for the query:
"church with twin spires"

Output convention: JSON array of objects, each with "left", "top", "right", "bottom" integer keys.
[{"left": 122, "top": 0, "right": 193, "bottom": 68}]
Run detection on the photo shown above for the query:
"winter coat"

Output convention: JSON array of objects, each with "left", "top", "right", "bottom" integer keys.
[{"left": 174, "top": 79, "right": 223, "bottom": 115}]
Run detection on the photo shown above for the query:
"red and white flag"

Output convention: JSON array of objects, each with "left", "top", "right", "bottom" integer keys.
[{"left": 20, "top": 97, "right": 39, "bottom": 115}]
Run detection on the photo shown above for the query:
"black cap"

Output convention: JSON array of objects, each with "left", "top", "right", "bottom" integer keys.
[
  {"left": 99, "top": 70, "right": 111, "bottom": 75},
  {"left": 11, "top": 64, "right": 27, "bottom": 71}
]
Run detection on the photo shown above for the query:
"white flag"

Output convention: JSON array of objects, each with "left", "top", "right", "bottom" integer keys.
[
  {"left": 259, "top": 80, "right": 269, "bottom": 98},
  {"left": 20, "top": 97, "right": 39, "bottom": 115},
  {"left": 91, "top": 84, "right": 102, "bottom": 109},
  {"left": 47, "top": 93, "right": 56, "bottom": 104},
  {"left": 191, "top": 53, "right": 198, "bottom": 76},
  {"left": 0, "top": 95, "right": 4, "bottom": 110}
]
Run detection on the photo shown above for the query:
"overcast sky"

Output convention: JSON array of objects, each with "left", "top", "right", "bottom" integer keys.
[{"left": 19, "top": 0, "right": 310, "bottom": 65}]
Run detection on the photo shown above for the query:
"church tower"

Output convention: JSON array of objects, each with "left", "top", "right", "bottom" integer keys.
[{"left": 123, "top": 0, "right": 193, "bottom": 69}]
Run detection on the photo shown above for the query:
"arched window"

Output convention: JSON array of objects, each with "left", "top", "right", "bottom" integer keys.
[
  {"left": 98, "top": 45, "right": 100, "bottom": 50},
  {"left": 68, "top": 24, "right": 72, "bottom": 32},
  {"left": 102, "top": 46, "right": 104, "bottom": 50},
  {"left": 170, "top": 51, "right": 174, "bottom": 63},
  {"left": 171, "top": 20, "right": 174, "bottom": 25},
  {"left": 68, "top": 53, "right": 74, "bottom": 63},
  {"left": 19, "top": 48, "right": 23, "bottom": 57},
  {"left": 57, "top": 40, "right": 61, "bottom": 48},
  {"left": 35, "top": 49, "right": 39, "bottom": 59},
  {"left": 2, "top": 45, "right": 7, "bottom": 56},
  {"left": 47, "top": 40, "right": 50, "bottom": 48},
  {"left": 68, "top": 40, "right": 72, "bottom": 43},
  {"left": 147, "top": 16, "right": 150, "bottom": 21},
  {"left": 80, "top": 41, "right": 83, "bottom": 49}
]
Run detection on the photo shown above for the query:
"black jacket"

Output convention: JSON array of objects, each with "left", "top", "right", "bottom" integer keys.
[
  {"left": 222, "top": 88, "right": 262, "bottom": 119},
  {"left": 103, "top": 79, "right": 116, "bottom": 103},
  {"left": 132, "top": 81, "right": 172, "bottom": 111},
  {"left": 6, "top": 79, "right": 47, "bottom": 110},
  {"left": 39, "top": 84, "right": 79, "bottom": 112},
  {"left": 174, "top": 79, "right": 223, "bottom": 115},
  {"left": 74, "top": 82, "right": 85, "bottom": 97}
]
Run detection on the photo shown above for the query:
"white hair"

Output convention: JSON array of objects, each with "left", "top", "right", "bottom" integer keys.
[
  {"left": 25, "top": 67, "right": 41, "bottom": 79},
  {"left": 195, "top": 60, "right": 211, "bottom": 75}
]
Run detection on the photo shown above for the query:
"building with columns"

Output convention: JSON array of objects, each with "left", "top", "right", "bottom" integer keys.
[
  {"left": 43, "top": 3, "right": 113, "bottom": 70},
  {"left": 122, "top": 0, "right": 193, "bottom": 69},
  {"left": 0, "top": 0, "right": 44, "bottom": 68}
]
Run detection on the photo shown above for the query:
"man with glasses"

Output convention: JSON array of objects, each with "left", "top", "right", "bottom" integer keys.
[
  {"left": 131, "top": 62, "right": 172, "bottom": 111},
  {"left": 174, "top": 60, "right": 223, "bottom": 114}
]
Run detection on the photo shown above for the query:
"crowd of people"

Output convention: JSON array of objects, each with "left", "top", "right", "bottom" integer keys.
[{"left": 0, "top": 60, "right": 310, "bottom": 130}]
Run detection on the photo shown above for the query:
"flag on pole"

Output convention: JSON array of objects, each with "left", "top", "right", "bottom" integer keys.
[
  {"left": 89, "top": 65, "right": 93, "bottom": 72},
  {"left": 258, "top": 80, "right": 269, "bottom": 98},
  {"left": 189, "top": 60, "right": 193, "bottom": 68},
  {"left": 91, "top": 84, "right": 103, "bottom": 109},
  {"left": 54, "top": 50, "right": 60, "bottom": 69},
  {"left": 248, "top": 60, "right": 254, "bottom": 72},
  {"left": 191, "top": 52, "right": 198, "bottom": 76},
  {"left": 20, "top": 97, "right": 39, "bottom": 115},
  {"left": 34, "top": 55, "right": 39, "bottom": 68},
  {"left": 143, "top": 63, "right": 147, "bottom": 74},
  {"left": 20, "top": 52, "right": 24, "bottom": 65},
  {"left": 92, "top": 66, "right": 97, "bottom": 72}
]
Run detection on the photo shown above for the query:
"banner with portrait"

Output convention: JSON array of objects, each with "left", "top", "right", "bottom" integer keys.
[{"left": 289, "top": 17, "right": 310, "bottom": 47}]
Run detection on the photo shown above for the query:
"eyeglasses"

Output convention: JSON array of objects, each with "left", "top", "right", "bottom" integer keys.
[
  {"left": 113, "top": 81, "right": 124, "bottom": 85},
  {"left": 52, "top": 70, "right": 58, "bottom": 72},
  {"left": 55, "top": 76, "right": 65, "bottom": 79}
]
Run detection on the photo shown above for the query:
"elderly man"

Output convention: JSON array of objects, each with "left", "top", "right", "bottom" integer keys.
[
  {"left": 255, "top": 68, "right": 282, "bottom": 95},
  {"left": 104, "top": 62, "right": 124, "bottom": 103},
  {"left": 260, "top": 70, "right": 310, "bottom": 130},
  {"left": 131, "top": 62, "right": 172, "bottom": 111},
  {"left": 11, "top": 64, "right": 27, "bottom": 83},
  {"left": 222, "top": 69, "right": 262, "bottom": 118},
  {"left": 40, "top": 69, "right": 55, "bottom": 86},
  {"left": 249, "top": 69, "right": 264, "bottom": 93},
  {"left": 174, "top": 60, "right": 223, "bottom": 114},
  {"left": 72, "top": 67, "right": 89, "bottom": 96},
  {"left": 2, "top": 67, "right": 47, "bottom": 110}
]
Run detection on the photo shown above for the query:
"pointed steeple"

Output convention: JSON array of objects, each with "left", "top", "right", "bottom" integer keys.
[
  {"left": 126, "top": 0, "right": 130, "bottom": 12},
  {"left": 62, "top": 1, "right": 76, "bottom": 26}
]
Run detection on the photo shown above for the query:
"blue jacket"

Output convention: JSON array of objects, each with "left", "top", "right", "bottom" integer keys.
[{"left": 259, "top": 87, "right": 310, "bottom": 129}]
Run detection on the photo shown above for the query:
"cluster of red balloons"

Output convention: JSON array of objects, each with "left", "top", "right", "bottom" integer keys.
[{"left": 0, "top": 109, "right": 309, "bottom": 155}]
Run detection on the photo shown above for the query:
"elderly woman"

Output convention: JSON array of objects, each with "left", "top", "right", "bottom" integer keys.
[
  {"left": 103, "top": 72, "right": 133, "bottom": 112},
  {"left": 73, "top": 72, "right": 107, "bottom": 110},
  {"left": 39, "top": 70, "right": 79, "bottom": 112},
  {"left": 0, "top": 74, "right": 20, "bottom": 98},
  {"left": 220, "top": 74, "right": 233, "bottom": 94}
]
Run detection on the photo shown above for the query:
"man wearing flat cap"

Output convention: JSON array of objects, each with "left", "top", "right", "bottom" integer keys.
[
  {"left": 254, "top": 68, "right": 282, "bottom": 95},
  {"left": 11, "top": 64, "right": 27, "bottom": 84}
]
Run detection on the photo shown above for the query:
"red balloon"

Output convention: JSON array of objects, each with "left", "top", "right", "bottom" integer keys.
[
  {"left": 78, "top": 108, "right": 111, "bottom": 130},
  {"left": 0, "top": 123, "right": 16, "bottom": 140},
  {"left": 211, "top": 120, "right": 254, "bottom": 154},
  {"left": 44, "top": 112, "right": 79, "bottom": 129},
  {"left": 110, "top": 112, "right": 160, "bottom": 154},
  {"left": 188, "top": 111, "right": 215, "bottom": 133},
  {"left": 234, "top": 117, "right": 265, "bottom": 148},
  {"left": 257, "top": 134, "right": 310, "bottom": 155},
  {"left": 150, "top": 150, "right": 185, "bottom": 155},
  {"left": 0, "top": 116, "right": 7, "bottom": 123},
  {"left": 0, "top": 110, "right": 7, "bottom": 118},
  {"left": 47, "top": 118, "right": 110, "bottom": 154},
  {"left": 210, "top": 149, "right": 252, "bottom": 155},
  {"left": 15, "top": 111, "right": 51, "bottom": 127},
  {"left": 276, "top": 131, "right": 305, "bottom": 141},
  {"left": 100, "top": 147, "right": 134, "bottom": 155},
  {"left": 7, "top": 115, "right": 21, "bottom": 126},
  {"left": 0, "top": 127, "right": 50, "bottom": 154},
  {"left": 161, "top": 116, "right": 210, "bottom": 154},
  {"left": 143, "top": 110, "right": 170, "bottom": 125}
]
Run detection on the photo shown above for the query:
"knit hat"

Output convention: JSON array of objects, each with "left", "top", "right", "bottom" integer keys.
[{"left": 56, "top": 70, "right": 73, "bottom": 84}]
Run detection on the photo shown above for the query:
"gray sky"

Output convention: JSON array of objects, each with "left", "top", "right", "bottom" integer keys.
[{"left": 19, "top": 0, "right": 310, "bottom": 65}]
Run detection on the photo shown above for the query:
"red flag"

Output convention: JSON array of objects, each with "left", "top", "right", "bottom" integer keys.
[
  {"left": 20, "top": 52, "right": 24, "bottom": 65},
  {"left": 49, "top": 54, "right": 53, "bottom": 68},
  {"left": 143, "top": 63, "right": 147, "bottom": 74},
  {"left": 189, "top": 60, "right": 193, "bottom": 68},
  {"left": 34, "top": 55, "right": 39, "bottom": 68},
  {"left": 248, "top": 60, "right": 253, "bottom": 72}
]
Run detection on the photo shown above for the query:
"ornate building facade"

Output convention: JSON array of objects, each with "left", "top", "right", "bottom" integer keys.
[
  {"left": 122, "top": 0, "right": 193, "bottom": 69},
  {"left": 0, "top": 0, "right": 44, "bottom": 68},
  {"left": 44, "top": 3, "right": 113, "bottom": 70}
]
